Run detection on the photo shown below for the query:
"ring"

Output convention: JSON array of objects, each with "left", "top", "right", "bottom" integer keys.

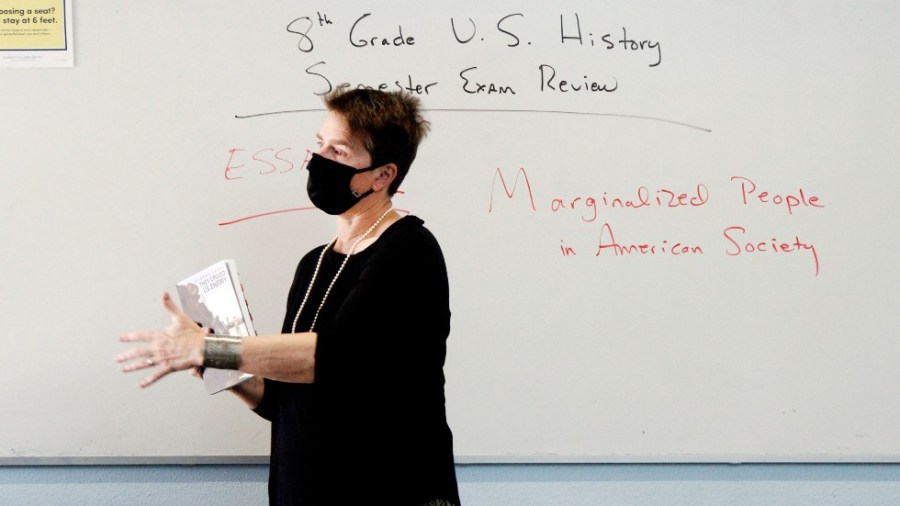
[{"left": 146, "top": 358, "right": 155, "bottom": 366}]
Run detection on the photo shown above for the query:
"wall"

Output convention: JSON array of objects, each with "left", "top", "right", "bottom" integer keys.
[
  {"left": 3, "top": 464, "right": 900, "bottom": 505},
  {"left": 4, "top": 0, "right": 900, "bottom": 501}
]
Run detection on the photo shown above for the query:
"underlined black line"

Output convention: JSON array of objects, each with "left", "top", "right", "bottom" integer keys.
[
  {"left": 234, "top": 108, "right": 711, "bottom": 133},
  {"left": 235, "top": 108, "right": 326, "bottom": 119}
]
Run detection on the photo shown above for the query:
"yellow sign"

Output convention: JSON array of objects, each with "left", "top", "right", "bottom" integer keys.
[{"left": 0, "top": 0, "right": 67, "bottom": 50}]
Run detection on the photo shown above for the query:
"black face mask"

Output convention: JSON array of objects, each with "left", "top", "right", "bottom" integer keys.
[{"left": 305, "top": 153, "right": 379, "bottom": 215}]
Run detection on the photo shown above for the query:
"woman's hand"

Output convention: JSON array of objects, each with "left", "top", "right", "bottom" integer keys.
[{"left": 116, "top": 292, "right": 206, "bottom": 388}]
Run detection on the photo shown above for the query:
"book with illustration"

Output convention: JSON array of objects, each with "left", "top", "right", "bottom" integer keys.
[{"left": 175, "top": 259, "right": 255, "bottom": 394}]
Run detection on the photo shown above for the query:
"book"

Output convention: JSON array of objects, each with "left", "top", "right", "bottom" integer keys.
[{"left": 175, "top": 259, "right": 255, "bottom": 394}]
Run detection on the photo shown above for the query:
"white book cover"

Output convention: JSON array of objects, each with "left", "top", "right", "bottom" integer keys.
[{"left": 175, "top": 259, "right": 255, "bottom": 394}]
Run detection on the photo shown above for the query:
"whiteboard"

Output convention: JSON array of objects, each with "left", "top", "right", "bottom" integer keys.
[{"left": 2, "top": 0, "right": 899, "bottom": 463}]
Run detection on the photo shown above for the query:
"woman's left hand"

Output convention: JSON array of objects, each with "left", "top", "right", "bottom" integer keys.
[{"left": 116, "top": 292, "right": 206, "bottom": 388}]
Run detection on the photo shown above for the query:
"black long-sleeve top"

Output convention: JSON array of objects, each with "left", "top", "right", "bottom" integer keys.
[{"left": 254, "top": 216, "right": 460, "bottom": 505}]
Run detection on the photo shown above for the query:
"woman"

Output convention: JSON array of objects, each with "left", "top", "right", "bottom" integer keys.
[{"left": 118, "top": 88, "right": 460, "bottom": 505}]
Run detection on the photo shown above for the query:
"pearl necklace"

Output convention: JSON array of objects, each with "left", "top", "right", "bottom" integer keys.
[{"left": 291, "top": 207, "right": 393, "bottom": 333}]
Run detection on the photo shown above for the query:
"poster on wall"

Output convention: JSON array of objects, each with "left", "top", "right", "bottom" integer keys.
[{"left": 0, "top": 0, "right": 73, "bottom": 67}]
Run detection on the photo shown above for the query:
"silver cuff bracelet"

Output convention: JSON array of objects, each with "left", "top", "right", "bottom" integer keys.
[{"left": 203, "top": 335, "right": 242, "bottom": 370}]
